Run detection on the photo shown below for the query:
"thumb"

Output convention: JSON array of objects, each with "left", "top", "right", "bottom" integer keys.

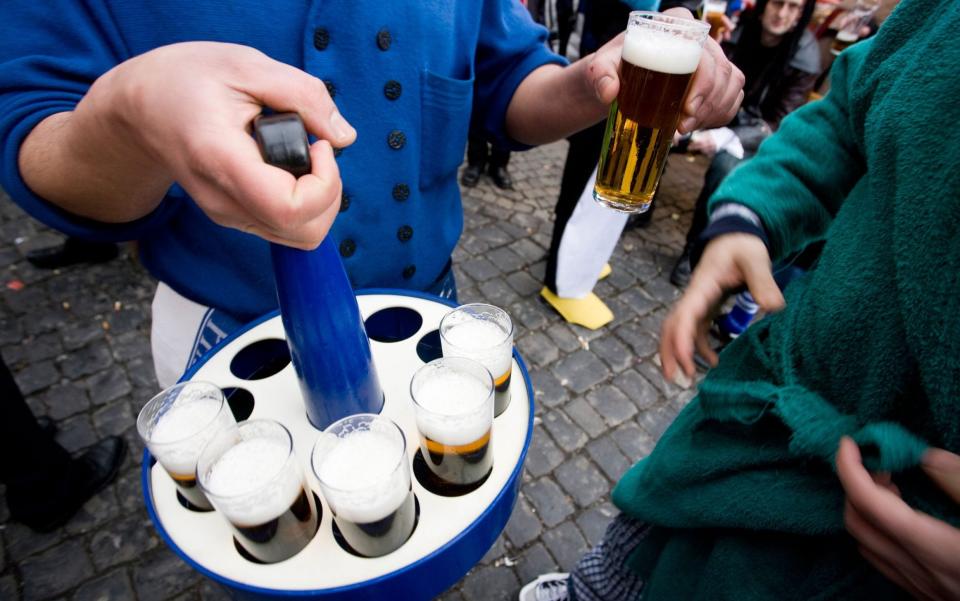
[
  {"left": 736, "top": 250, "right": 785, "bottom": 313},
  {"left": 922, "top": 448, "right": 960, "bottom": 504}
]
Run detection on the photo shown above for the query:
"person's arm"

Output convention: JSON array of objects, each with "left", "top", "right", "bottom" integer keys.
[
  {"left": 505, "top": 7, "right": 745, "bottom": 145},
  {"left": 16, "top": 43, "right": 353, "bottom": 250},
  {"left": 659, "top": 39, "right": 871, "bottom": 379}
]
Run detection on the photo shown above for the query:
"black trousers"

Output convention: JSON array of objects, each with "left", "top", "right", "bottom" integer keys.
[
  {"left": 467, "top": 134, "right": 510, "bottom": 170},
  {"left": 544, "top": 121, "right": 606, "bottom": 293},
  {"left": 683, "top": 150, "right": 744, "bottom": 248},
  {"left": 0, "top": 357, "right": 71, "bottom": 497}
]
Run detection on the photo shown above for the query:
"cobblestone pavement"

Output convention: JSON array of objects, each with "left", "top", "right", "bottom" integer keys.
[{"left": 0, "top": 141, "right": 709, "bottom": 601}]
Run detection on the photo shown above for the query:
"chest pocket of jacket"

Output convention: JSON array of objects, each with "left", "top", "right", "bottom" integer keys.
[{"left": 420, "top": 69, "right": 473, "bottom": 190}]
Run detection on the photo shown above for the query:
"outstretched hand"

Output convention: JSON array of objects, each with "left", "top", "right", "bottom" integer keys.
[
  {"left": 659, "top": 233, "right": 784, "bottom": 381},
  {"left": 836, "top": 438, "right": 960, "bottom": 600},
  {"left": 585, "top": 7, "right": 743, "bottom": 135}
]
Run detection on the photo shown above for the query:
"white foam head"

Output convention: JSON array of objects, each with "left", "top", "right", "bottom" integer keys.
[
  {"left": 441, "top": 318, "right": 513, "bottom": 378},
  {"left": 202, "top": 433, "right": 304, "bottom": 526},
  {"left": 147, "top": 399, "right": 234, "bottom": 476},
  {"left": 413, "top": 370, "right": 492, "bottom": 446},
  {"left": 622, "top": 26, "right": 703, "bottom": 75},
  {"left": 313, "top": 427, "right": 410, "bottom": 524}
]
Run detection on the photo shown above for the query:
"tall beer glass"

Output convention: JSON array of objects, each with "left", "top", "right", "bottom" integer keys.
[
  {"left": 594, "top": 12, "right": 709, "bottom": 213},
  {"left": 439, "top": 303, "right": 514, "bottom": 417},
  {"left": 311, "top": 414, "right": 415, "bottom": 558},
  {"left": 704, "top": 1, "right": 728, "bottom": 39},
  {"left": 137, "top": 381, "right": 238, "bottom": 510},
  {"left": 410, "top": 357, "right": 494, "bottom": 488},
  {"left": 197, "top": 420, "right": 318, "bottom": 563}
]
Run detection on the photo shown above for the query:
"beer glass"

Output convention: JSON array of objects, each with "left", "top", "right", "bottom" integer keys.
[
  {"left": 311, "top": 414, "right": 415, "bottom": 558},
  {"left": 705, "top": 1, "right": 728, "bottom": 39},
  {"left": 197, "top": 419, "right": 318, "bottom": 563},
  {"left": 594, "top": 12, "right": 710, "bottom": 213},
  {"left": 410, "top": 357, "right": 494, "bottom": 487},
  {"left": 830, "top": 0, "right": 879, "bottom": 56},
  {"left": 137, "top": 381, "right": 238, "bottom": 510},
  {"left": 439, "top": 303, "right": 514, "bottom": 417}
]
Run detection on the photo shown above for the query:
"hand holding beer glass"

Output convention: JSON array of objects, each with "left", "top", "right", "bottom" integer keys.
[
  {"left": 311, "top": 414, "right": 416, "bottom": 558},
  {"left": 197, "top": 419, "right": 319, "bottom": 563},
  {"left": 137, "top": 381, "right": 238, "bottom": 510},
  {"left": 411, "top": 357, "right": 495, "bottom": 490},
  {"left": 594, "top": 12, "right": 711, "bottom": 213},
  {"left": 439, "top": 303, "right": 514, "bottom": 417}
]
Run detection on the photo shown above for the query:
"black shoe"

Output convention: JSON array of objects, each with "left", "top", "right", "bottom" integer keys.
[
  {"left": 460, "top": 164, "right": 483, "bottom": 188},
  {"left": 670, "top": 247, "right": 693, "bottom": 288},
  {"left": 489, "top": 166, "right": 514, "bottom": 190},
  {"left": 26, "top": 237, "right": 118, "bottom": 270},
  {"left": 36, "top": 416, "right": 57, "bottom": 438},
  {"left": 9, "top": 436, "right": 126, "bottom": 533}
]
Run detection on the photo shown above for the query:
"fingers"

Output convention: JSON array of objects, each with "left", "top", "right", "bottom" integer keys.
[
  {"left": 921, "top": 448, "right": 960, "bottom": 504},
  {"left": 243, "top": 51, "right": 356, "bottom": 148},
  {"left": 186, "top": 134, "right": 341, "bottom": 248},
  {"left": 679, "top": 38, "right": 744, "bottom": 133},
  {"left": 660, "top": 275, "right": 724, "bottom": 380}
]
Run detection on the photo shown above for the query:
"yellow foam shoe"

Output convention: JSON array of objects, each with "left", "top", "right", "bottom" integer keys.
[
  {"left": 598, "top": 262, "right": 612, "bottom": 280},
  {"left": 540, "top": 287, "right": 614, "bottom": 330}
]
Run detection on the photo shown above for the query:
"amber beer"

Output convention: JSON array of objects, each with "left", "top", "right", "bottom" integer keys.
[
  {"left": 705, "top": 1, "right": 728, "bottom": 39},
  {"left": 594, "top": 13, "right": 709, "bottom": 212},
  {"left": 830, "top": 29, "right": 859, "bottom": 55}
]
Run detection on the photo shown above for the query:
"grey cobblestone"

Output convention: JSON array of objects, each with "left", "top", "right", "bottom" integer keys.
[{"left": 0, "top": 140, "right": 711, "bottom": 599}]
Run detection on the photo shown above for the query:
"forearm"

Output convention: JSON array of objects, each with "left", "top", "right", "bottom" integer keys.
[
  {"left": 505, "top": 60, "right": 608, "bottom": 146},
  {"left": 18, "top": 72, "right": 173, "bottom": 224}
]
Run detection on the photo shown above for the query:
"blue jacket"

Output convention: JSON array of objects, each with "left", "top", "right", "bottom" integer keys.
[{"left": 0, "top": 1, "right": 565, "bottom": 321}]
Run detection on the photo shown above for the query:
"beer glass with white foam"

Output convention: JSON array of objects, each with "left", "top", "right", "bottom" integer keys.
[
  {"left": 705, "top": 1, "right": 728, "bottom": 39},
  {"left": 439, "top": 303, "right": 514, "bottom": 417},
  {"left": 410, "top": 357, "right": 494, "bottom": 487},
  {"left": 594, "top": 12, "right": 710, "bottom": 212},
  {"left": 137, "top": 381, "right": 238, "bottom": 510},
  {"left": 197, "top": 420, "right": 318, "bottom": 563},
  {"left": 311, "top": 414, "right": 415, "bottom": 558}
]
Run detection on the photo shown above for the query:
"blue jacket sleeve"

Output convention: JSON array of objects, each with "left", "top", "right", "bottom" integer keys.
[
  {"left": 0, "top": 1, "right": 179, "bottom": 242},
  {"left": 472, "top": 0, "right": 569, "bottom": 151}
]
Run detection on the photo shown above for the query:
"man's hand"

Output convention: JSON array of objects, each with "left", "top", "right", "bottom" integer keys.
[
  {"left": 836, "top": 437, "right": 960, "bottom": 600},
  {"left": 21, "top": 42, "right": 355, "bottom": 250},
  {"left": 585, "top": 8, "right": 743, "bottom": 135},
  {"left": 659, "top": 233, "right": 784, "bottom": 380}
]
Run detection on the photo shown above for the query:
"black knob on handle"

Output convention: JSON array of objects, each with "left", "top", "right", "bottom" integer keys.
[{"left": 253, "top": 114, "right": 311, "bottom": 178}]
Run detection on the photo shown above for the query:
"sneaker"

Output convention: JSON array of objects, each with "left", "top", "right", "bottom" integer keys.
[{"left": 519, "top": 573, "right": 570, "bottom": 601}]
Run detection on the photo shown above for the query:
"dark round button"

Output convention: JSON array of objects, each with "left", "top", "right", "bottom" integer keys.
[
  {"left": 339, "top": 239, "right": 356, "bottom": 258},
  {"left": 387, "top": 130, "right": 406, "bottom": 150},
  {"left": 377, "top": 29, "right": 392, "bottom": 51},
  {"left": 324, "top": 80, "right": 336, "bottom": 99},
  {"left": 313, "top": 28, "right": 330, "bottom": 51},
  {"left": 384, "top": 80, "right": 402, "bottom": 100},
  {"left": 397, "top": 225, "right": 413, "bottom": 242},
  {"left": 339, "top": 193, "right": 351, "bottom": 213},
  {"left": 402, "top": 265, "right": 416, "bottom": 279},
  {"left": 392, "top": 183, "right": 410, "bottom": 202}
]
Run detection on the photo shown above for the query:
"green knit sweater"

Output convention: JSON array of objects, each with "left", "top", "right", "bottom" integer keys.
[{"left": 611, "top": 1, "right": 960, "bottom": 598}]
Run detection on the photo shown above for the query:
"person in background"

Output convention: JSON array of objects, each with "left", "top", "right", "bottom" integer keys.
[
  {"left": 25, "top": 235, "right": 118, "bottom": 269},
  {"left": 670, "top": 0, "right": 818, "bottom": 287},
  {"left": 461, "top": 129, "right": 515, "bottom": 190}
]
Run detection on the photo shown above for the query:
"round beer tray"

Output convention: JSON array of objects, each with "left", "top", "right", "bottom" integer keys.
[{"left": 143, "top": 290, "right": 534, "bottom": 600}]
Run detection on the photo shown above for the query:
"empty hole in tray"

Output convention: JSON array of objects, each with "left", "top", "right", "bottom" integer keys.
[
  {"left": 415, "top": 329, "right": 443, "bottom": 363},
  {"left": 233, "top": 492, "right": 323, "bottom": 564},
  {"left": 222, "top": 387, "right": 254, "bottom": 421},
  {"left": 229, "top": 338, "right": 290, "bottom": 380},
  {"left": 331, "top": 495, "right": 421, "bottom": 558},
  {"left": 176, "top": 490, "right": 214, "bottom": 513},
  {"left": 364, "top": 307, "right": 423, "bottom": 343},
  {"left": 412, "top": 449, "right": 491, "bottom": 497}
]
